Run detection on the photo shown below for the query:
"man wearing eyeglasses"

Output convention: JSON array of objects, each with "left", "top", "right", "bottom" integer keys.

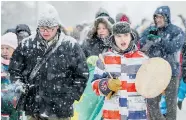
[
  {"left": 8, "top": 4, "right": 89, "bottom": 120},
  {"left": 140, "top": 6, "right": 185, "bottom": 120}
]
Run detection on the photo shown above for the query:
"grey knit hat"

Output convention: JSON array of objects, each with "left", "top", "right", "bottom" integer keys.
[
  {"left": 112, "top": 22, "right": 131, "bottom": 35},
  {"left": 38, "top": 4, "right": 61, "bottom": 27},
  {"left": 95, "top": 7, "right": 115, "bottom": 24},
  {"left": 95, "top": 7, "right": 110, "bottom": 18}
]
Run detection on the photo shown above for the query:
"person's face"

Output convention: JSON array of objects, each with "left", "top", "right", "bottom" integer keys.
[
  {"left": 1, "top": 45, "right": 15, "bottom": 60},
  {"left": 97, "top": 23, "right": 109, "bottom": 38},
  {"left": 155, "top": 14, "right": 165, "bottom": 28},
  {"left": 114, "top": 33, "right": 131, "bottom": 51},
  {"left": 39, "top": 26, "right": 59, "bottom": 41}
]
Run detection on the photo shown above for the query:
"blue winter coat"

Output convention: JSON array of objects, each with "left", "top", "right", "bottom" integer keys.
[{"left": 140, "top": 6, "right": 185, "bottom": 76}]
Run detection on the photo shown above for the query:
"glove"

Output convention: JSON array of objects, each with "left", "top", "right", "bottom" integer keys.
[
  {"left": 14, "top": 80, "right": 27, "bottom": 93},
  {"left": 108, "top": 78, "right": 122, "bottom": 92},
  {"left": 14, "top": 80, "right": 34, "bottom": 94},
  {"left": 177, "top": 101, "right": 183, "bottom": 110},
  {"left": 99, "top": 78, "right": 121, "bottom": 100},
  {"left": 86, "top": 56, "right": 99, "bottom": 67},
  {"left": 141, "top": 40, "right": 154, "bottom": 53},
  {"left": 147, "top": 34, "right": 160, "bottom": 40},
  {"left": 105, "top": 78, "right": 121, "bottom": 100},
  {"left": 148, "top": 27, "right": 161, "bottom": 42},
  {"left": 149, "top": 27, "right": 158, "bottom": 35},
  {"left": 106, "top": 91, "right": 115, "bottom": 100}
]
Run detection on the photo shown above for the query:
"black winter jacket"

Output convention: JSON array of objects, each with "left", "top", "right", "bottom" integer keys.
[{"left": 9, "top": 32, "right": 89, "bottom": 118}]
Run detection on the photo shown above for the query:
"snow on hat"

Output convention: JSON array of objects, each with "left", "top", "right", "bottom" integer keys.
[
  {"left": 95, "top": 7, "right": 110, "bottom": 18},
  {"left": 1, "top": 32, "right": 18, "bottom": 49},
  {"left": 95, "top": 8, "right": 115, "bottom": 24},
  {"left": 112, "top": 22, "right": 131, "bottom": 35},
  {"left": 38, "top": 4, "right": 61, "bottom": 27},
  {"left": 115, "top": 13, "right": 130, "bottom": 23}
]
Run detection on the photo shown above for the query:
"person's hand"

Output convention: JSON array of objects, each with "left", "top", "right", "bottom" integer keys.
[
  {"left": 14, "top": 80, "right": 34, "bottom": 94},
  {"left": 148, "top": 27, "right": 161, "bottom": 42},
  {"left": 99, "top": 78, "right": 121, "bottom": 100},
  {"left": 147, "top": 34, "right": 160, "bottom": 41},
  {"left": 106, "top": 78, "right": 122, "bottom": 100},
  {"left": 14, "top": 80, "right": 27, "bottom": 93},
  {"left": 106, "top": 91, "right": 115, "bottom": 100},
  {"left": 108, "top": 78, "right": 121, "bottom": 92}
]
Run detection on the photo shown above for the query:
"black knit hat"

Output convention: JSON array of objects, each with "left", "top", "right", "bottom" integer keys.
[
  {"left": 16, "top": 24, "right": 31, "bottom": 35},
  {"left": 112, "top": 22, "right": 131, "bottom": 35}
]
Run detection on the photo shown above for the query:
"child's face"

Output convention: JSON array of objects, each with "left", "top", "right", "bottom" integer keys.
[
  {"left": 114, "top": 33, "right": 131, "bottom": 51},
  {"left": 1, "top": 45, "right": 14, "bottom": 60},
  {"left": 97, "top": 23, "right": 109, "bottom": 38}
]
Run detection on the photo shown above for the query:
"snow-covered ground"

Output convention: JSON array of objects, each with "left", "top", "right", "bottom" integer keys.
[{"left": 177, "top": 99, "right": 186, "bottom": 120}]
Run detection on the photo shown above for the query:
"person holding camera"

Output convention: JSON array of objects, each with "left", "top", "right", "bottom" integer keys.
[{"left": 140, "top": 6, "right": 185, "bottom": 120}]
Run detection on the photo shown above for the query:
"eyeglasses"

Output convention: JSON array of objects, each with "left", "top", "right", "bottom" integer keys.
[{"left": 39, "top": 26, "right": 57, "bottom": 32}]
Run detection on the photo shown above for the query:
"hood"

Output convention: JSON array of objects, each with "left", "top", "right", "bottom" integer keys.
[
  {"left": 154, "top": 6, "right": 171, "bottom": 24},
  {"left": 95, "top": 7, "right": 109, "bottom": 19},
  {"left": 88, "top": 17, "right": 113, "bottom": 39},
  {"left": 16, "top": 24, "right": 31, "bottom": 35}
]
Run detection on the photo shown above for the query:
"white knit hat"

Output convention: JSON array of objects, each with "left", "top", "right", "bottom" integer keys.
[
  {"left": 1, "top": 32, "right": 18, "bottom": 49},
  {"left": 38, "top": 4, "right": 61, "bottom": 27}
]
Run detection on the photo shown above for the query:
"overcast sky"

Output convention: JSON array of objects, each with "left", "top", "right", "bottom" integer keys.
[{"left": 2, "top": 1, "right": 186, "bottom": 33}]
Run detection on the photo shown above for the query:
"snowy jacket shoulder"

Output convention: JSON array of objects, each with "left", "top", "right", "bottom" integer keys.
[{"left": 91, "top": 50, "right": 148, "bottom": 120}]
